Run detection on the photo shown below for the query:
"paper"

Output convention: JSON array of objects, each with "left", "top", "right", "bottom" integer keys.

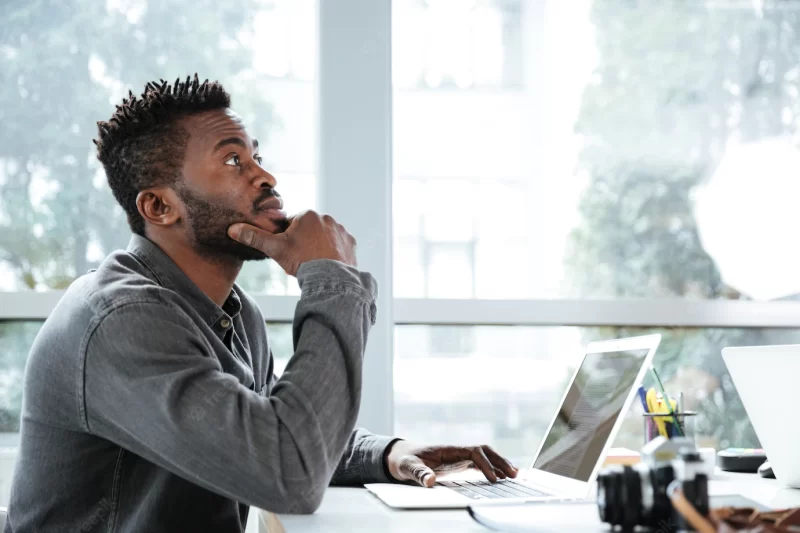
[
  {"left": 468, "top": 501, "right": 602, "bottom": 533},
  {"left": 467, "top": 495, "right": 768, "bottom": 532}
]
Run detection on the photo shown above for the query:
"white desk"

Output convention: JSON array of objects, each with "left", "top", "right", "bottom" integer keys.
[
  {"left": 711, "top": 471, "right": 800, "bottom": 509},
  {"left": 276, "top": 487, "right": 488, "bottom": 532},
  {"left": 271, "top": 472, "right": 800, "bottom": 533}
]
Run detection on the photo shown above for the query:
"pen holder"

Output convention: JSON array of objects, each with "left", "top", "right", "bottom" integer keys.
[{"left": 643, "top": 411, "right": 698, "bottom": 444}]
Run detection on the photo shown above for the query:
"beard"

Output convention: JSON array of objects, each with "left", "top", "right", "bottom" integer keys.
[{"left": 177, "top": 185, "right": 286, "bottom": 263}]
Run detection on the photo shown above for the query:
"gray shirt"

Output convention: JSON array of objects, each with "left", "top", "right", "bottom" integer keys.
[{"left": 5, "top": 234, "right": 397, "bottom": 533}]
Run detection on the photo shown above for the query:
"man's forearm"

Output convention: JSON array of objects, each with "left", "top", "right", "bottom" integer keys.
[{"left": 270, "top": 259, "right": 381, "bottom": 502}]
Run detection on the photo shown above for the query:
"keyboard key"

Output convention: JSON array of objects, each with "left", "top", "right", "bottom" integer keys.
[
  {"left": 453, "top": 481, "right": 500, "bottom": 499},
  {"left": 437, "top": 479, "right": 552, "bottom": 500},
  {"left": 503, "top": 480, "right": 549, "bottom": 497},
  {"left": 447, "top": 485, "right": 487, "bottom": 500},
  {"left": 469, "top": 481, "right": 529, "bottom": 498}
]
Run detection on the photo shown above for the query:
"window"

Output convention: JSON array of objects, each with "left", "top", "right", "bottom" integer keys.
[
  {"left": 5, "top": 0, "right": 800, "bottom": 482},
  {"left": 265, "top": 323, "right": 293, "bottom": 375},
  {"left": 392, "top": 0, "right": 800, "bottom": 301},
  {"left": 0, "top": 322, "right": 39, "bottom": 445},
  {"left": 393, "top": 0, "right": 523, "bottom": 90},
  {"left": 0, "top": 0, "right": 317, "bottom": 295},
  {"left": 392, "top": 0, "right": 800, "bottom": 463}
]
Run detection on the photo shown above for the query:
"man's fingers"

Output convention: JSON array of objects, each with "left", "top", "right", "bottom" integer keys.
[
  {"left": 470, "top": 447, "right": 498, "bottom": 483},
  {"left": 228, "top": 223, "right": 283, "bottom": 256},
  {"left": 483, "top": 445, "right": 518, "bottom": 478}
]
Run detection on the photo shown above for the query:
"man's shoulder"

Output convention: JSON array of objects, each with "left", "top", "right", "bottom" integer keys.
[
  {"left": 23, "top": 250, "right": 180, "bottom": 423},
  {"left": 61, "top": 249, "right": 176, "bottom": 326}
]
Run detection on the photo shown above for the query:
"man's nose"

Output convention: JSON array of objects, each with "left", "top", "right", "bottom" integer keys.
[{"left": 252, "top": 167, "right": 277, "bottom": 189}]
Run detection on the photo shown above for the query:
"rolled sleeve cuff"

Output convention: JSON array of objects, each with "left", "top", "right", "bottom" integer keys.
[
  {"left": 296, "top": 259, "right": 378, "bottom": 324},
  {"left": 297, "top": 260, "right": 377, "bottom": 300},
  {"left": 359, "top": 435, "right": 402, "bottom": 484}
]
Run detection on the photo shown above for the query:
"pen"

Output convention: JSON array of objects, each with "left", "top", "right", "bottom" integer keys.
[{"left": 638, "top": 386, "right": 649, "bottom": 413}]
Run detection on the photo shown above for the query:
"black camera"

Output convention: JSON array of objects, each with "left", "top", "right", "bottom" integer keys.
[{"left": 597, "top": 438, "right": 709, "bottom": 532}]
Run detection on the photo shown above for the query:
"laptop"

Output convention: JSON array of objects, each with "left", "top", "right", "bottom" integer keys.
[
  {"left": 365, "top": 334, "right": 661, "bottom": 509},
  {"left": 722, "top": 344, "right": 800, "bottom": 488}
]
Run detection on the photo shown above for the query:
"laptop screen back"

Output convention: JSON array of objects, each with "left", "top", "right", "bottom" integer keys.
[{"left": 532, "top": 348, "right": 649, "bottom": 481}]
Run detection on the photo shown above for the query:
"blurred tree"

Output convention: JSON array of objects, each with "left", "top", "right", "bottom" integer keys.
[{"left": 567, "top": 0, "right": 800, "bottom": 448}]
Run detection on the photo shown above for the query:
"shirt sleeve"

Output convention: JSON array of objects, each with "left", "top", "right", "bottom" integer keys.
[
  {"left": 329, "top": 428, "right": 401, "bottom": 485},
  {"left": 83, "top": 259, "right": 377, "bottom": 514}
]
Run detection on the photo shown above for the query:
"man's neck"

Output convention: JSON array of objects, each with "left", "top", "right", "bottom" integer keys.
[{"left": 149, "top": 236, "right": 242, "bottom": 307}]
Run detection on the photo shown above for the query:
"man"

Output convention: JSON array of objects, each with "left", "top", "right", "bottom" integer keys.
[{"left": 4, "top": 75, "right": 517, "bottom": 532}]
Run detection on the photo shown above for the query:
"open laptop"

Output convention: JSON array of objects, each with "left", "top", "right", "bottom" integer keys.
[
  {"left": 365, "top": 334, "right": 661, "bottom": 509},
  {"left": 722, "top": 344, "right": 800, "bottom": 488}
]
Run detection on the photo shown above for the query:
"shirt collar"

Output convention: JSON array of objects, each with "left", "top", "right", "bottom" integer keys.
[{"left": 126, "top": 234, "right": 243, "bottom": 330}]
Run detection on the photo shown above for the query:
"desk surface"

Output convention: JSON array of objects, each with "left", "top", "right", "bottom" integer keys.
[
  {"left": 277, "top": 486, "right": 488, "bottom": 532},
  {"left": 274, "top": 472, "right": 800, "bottom": 533}
]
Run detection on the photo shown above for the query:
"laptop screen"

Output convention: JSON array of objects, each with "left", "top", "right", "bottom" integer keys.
[{"left": 531, "top": 348, "right": 649, "bottom": 481}]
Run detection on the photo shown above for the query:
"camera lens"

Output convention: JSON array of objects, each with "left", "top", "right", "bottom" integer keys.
[
  {"left": 597, "top": 465, "right": 624, "bottom": 526},
  {"left": 597, "top": 465, "right": 646, "bottom": 529},
  {"left": 620, "top": 465, "right": 643, "bottom": 529},
  {"left": 597, "top": 463, "right": 676, "bottom": 530}
]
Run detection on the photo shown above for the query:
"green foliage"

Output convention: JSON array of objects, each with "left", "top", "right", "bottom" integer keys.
[{"left": 568, "top": 1, "right": 800, "bottom": 448}]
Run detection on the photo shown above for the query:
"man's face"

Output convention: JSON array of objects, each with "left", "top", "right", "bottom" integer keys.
[{"left": 176, "top": 108, "right": 288, "bottom": 261}]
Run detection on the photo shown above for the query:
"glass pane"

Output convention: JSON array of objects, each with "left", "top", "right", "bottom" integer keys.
[
  {"left": 0, "top": 322, "right": 41, "bottom": 447},
  {"left": 265, "top": 322, "right": 293, "bottom": 376},
  {"left": 394, "top": 325, "right": 800, "bottom": 467},
  {"left": 392, "top": 0, "right": 800, "bottom": 300},
  {"left": 0, "top": 0, "right": 316, "bottom": 294}
]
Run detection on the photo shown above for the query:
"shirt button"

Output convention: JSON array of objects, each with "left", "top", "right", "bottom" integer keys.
[{"left": 220, "top": 318, "right": 231, "bottom": 329}]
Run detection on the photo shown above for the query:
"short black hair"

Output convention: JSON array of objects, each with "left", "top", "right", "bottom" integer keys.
[{"left": 94, "top": 74, "right": 231, "bottom": 236}]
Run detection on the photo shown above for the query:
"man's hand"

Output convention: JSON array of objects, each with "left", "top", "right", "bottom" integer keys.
[
  {"left": 385, "top": 441, "right": 518, "bottom": 488},
  {"left": 228, "top": 210, "right": 357, "bottom": 276}
]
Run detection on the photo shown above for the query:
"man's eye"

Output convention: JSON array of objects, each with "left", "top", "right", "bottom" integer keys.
[
  {"left": 224, "top": 155, "right": 240, "bottom": 166},
  {"left": 255, "top": 155, "right": 263, "bottom": 166}
]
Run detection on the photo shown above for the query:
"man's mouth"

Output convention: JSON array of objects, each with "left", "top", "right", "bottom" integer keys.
[
  {"left": 256, "top": 197, "right": 286, "bottom": 220},
  {"left": 263, "top": 208, "right": 287, "bottom": 221}
]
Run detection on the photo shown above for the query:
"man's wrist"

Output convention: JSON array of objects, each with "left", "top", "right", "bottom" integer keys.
[{"left": 382, "top": 438, "right": 404, "bottom": 482}]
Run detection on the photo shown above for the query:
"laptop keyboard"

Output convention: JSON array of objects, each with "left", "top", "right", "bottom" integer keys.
[{"left": 437, "top": 479, "right": 550, "bottom": 500}]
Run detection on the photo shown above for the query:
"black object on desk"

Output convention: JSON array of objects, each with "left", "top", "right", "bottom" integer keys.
[
  {"left": 758, "top": 460, "right": 776, "bottom": 479},
  {"left": 717, "top": 448, "right": 767, "bottom": 473}
]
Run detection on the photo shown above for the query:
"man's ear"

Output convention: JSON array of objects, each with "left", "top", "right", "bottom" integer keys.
[{"left": 136, "top": 187, "right": 181, "bottom": 228}]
